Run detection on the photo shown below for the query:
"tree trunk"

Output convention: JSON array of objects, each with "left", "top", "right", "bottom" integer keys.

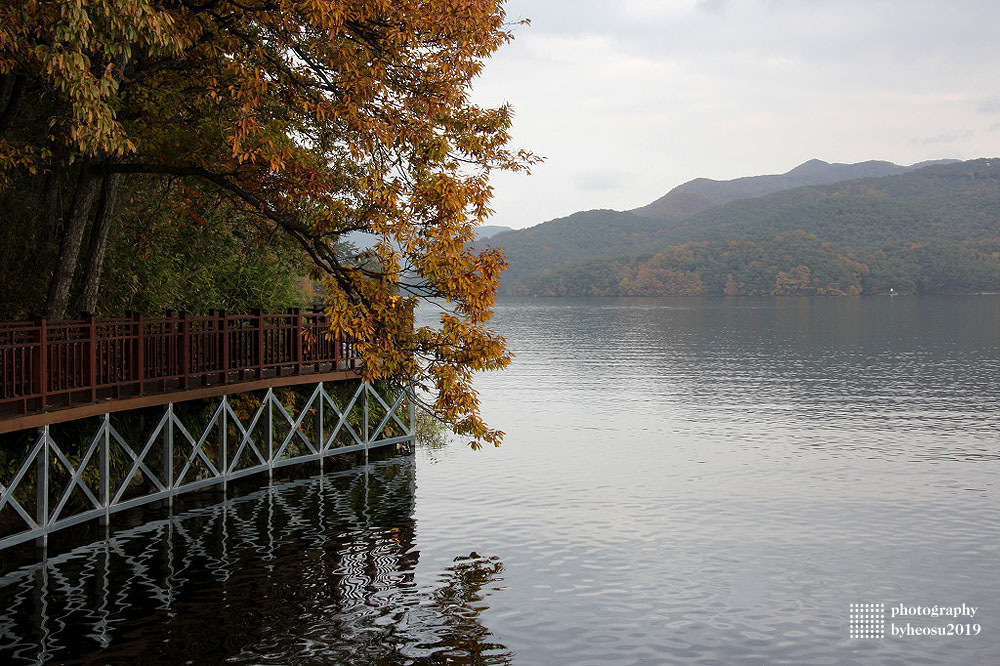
[
  {"left": 44, "top": 163, "right": 101, "bottom": 319},
  {"left": 35, "top": 170, "right": 65, "bottom": 256},
  {"left": 78, "top": 172, "right": 121, "bottom": 315},
  {"left": 0, "top": 73, "right": 23, "bottom": 133}
]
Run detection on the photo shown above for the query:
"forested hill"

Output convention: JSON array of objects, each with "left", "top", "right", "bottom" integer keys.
[
  {"left": 651, "top": 158, "right": 1000, "bottom": 249},
  {"left": 483, "top": 210, "right": 671, "bottom": 285},
  {"left": 632, "top": 158, "right": 958, "bottom": 220},
  {"left": 493, "top": 158, "right": 1000, "bottom": 296}
]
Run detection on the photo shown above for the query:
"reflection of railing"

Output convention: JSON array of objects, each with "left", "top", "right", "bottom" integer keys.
[
  {"left": 0, "top": 455, "right": 422, "bottom": 664},
  {"left": 0, "top": 309, "right": 359, "bottom": 416}
]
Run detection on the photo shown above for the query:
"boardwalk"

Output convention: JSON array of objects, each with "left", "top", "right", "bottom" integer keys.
[
  {"left": 0, "top": 309, "right": 415, "bottom": 552},
  {"left": 0, "top": 309, "right": 360, "bottom": 433}
]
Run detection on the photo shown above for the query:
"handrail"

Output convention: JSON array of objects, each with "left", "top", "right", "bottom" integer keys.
[{"left": 0, "top": 308, "right": 359, "bottom": 418}]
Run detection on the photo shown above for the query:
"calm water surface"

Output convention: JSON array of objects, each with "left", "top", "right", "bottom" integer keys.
[{"left": 2, "top": 296, "right": 999, "bottom": 664}]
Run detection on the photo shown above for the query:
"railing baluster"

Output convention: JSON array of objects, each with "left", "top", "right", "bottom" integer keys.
[
  {"left": 135, "top": 312, "right": 144, "bottom": 395},
  {"left": 179, "top": 312, "right": 189, "bottom": 389},
  {"left": 35, "top": 317, "right": 47, "bottom": 411},
  {"left": 221, "top": 310, "right": 229, "bottom": 384},
  {"left": 294, "top": 309, "right": 303, "bottom": 375},
  {"left": 88, "top": 315, "right": 97, "bottom": 402},
  {"left": 1, "top": 309, "right": 364, "bottom": 421},
  {"left": 254, "top": 309, "right": 264, "bottom": 378}
]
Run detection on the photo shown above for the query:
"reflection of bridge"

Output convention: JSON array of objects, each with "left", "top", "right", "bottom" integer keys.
[
  {"left": 0, "top": 455, "right": 510, "bottom": 664},
  {"left": 0, "top": 310, "right": 415, "bottom": 551},
  {"left": 0, "top": 455, "right": 419, "bottom": 663}
]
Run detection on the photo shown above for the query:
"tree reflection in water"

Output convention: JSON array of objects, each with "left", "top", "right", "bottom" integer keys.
[{"left": 0, "top": 454, "right": 511, "bottom": 665}]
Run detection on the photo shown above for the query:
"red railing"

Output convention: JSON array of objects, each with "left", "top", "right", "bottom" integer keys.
[{"left": 0, "top": 309, "right": 359, "bottom": 416}]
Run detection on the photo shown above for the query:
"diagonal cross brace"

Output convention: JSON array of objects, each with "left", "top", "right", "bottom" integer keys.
[
  {"left": 48, "top": 428, "right": 105, "bottom": 523},
  {"left": 0, "top": 433, "right": 46, "bottom": 530},
  {"left": 109, "top": 413, "right": 169, "bottom": 505},
  {"left": 106, "top": 423, "right": 167, "bottom": 503},
  {"left": 322, "top": 382, "right": 365, "bottom": 450},
  {"left": 172, "top": 406, "right": 222, "bottom": 487},
  {"left": 272, "top": 384, "right": 322, "bottom": 460},
  {"left": 224, "top": 399, "right": 269, "bottom": 473},
  {"left": 367, "top": 384, "right": 409, "bottom": 442}
]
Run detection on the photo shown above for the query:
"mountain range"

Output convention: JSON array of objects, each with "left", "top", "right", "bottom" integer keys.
[
  {"left": 631, "top": 158, "right": 959, "bottom": 220},
  {"left": 483, "top": 158, "right": 1000, "bottom": 296}
]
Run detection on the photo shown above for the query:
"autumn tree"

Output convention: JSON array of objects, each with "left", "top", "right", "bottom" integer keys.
[{"left": 0, "top": 0, "right": 537, "bottom": 447}]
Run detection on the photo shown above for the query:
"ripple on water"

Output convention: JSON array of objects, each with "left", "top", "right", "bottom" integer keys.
[{"left": 2, "top": 297, "right": 999, "bottom": 664}]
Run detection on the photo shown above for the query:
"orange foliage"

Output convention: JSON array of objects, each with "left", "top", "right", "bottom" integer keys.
[{"left": 1, "top": 0, "right": 538, "bottom": 448}]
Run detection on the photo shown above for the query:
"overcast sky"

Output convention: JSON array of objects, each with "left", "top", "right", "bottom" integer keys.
[{"left": 469, "top": 0, "right": 1000, "bottom": 229}]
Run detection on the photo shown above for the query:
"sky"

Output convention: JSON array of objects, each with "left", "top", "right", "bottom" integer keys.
[{"left": 469, "top": 0, "right": 1000, "bottom": 229}]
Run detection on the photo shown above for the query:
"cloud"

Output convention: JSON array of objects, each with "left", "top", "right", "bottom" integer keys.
[
  {"left": 977, "top": 98, "right": 1000, "bottom": 115},
  {"left": 697, "top": 0, "right": 729, "bottom": 13},
  {"left": 472, "top": 0, "right": 1000, "bottom": 229},
  {"left": 574, "top": 169, "right": 634, "bottom": 191},
  {"left": 914, "top": 130, "right": 974, "bottom": 145}
]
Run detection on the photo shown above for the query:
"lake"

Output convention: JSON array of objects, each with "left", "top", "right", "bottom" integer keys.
[{"left": 2, "top": 296, "right": 999, "bottom": 664}]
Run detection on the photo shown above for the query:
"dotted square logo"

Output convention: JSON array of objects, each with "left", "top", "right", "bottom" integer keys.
[{"left": 850, "top": 603, "right": 885, "bottom": 639}]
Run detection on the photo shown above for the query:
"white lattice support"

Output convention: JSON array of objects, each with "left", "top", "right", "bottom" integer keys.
[
  {"left": 220, "top": 395, "right": 228, "bottom": 493},
  {"left": 409, "top": 388, "right": 416, "bottom": 440},
  {"left": 368, "top": 385, "right": 409, "bottom": 443},
  {"left": 0, "top": 381, "right": 416, "bottom": 552},
  {"left": 0, "top": 432, "right": 45, "bottom": 533},
  {"left": 104, "top": 421, "right": 167, "bottom": 504},
  {"left": 48, "top": 430, "right": 104, "bottom": 524},
  {"left": 36, "top": 425, "right": 49, "bottom": 545},
  {"left": 267, "top": 389, "right": 274, "bottom": 476},
  {"left": 100, "top": 416, "right": 111, "bottom": 525},
  {"left": 321, "top": 382, "right": 365, "bottom": 452},
  {"left": 165, "top": 404, "right": 174, "bottom": 492},
  {"left": 317, "top": 382, "right": 324, "bottom": 455},
  {"left": 109, "top": 417, "right": 167, "bottom": 506},
  {"left": 171, "top": 403, "right": 223, "bottom": 488},
  {"left": 363, "top": 382, "right": 370, "bottom": 464},
  {"left": 224, "top": 397, "right": 268, "bottom": 474},
  {"left": 272, "top": 383, "right": 323, "bottom": 462}
]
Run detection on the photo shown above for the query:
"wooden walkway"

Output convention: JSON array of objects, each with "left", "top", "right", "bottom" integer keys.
[{"left": 0, "top": 309, "right": 361, "bottom": 434}]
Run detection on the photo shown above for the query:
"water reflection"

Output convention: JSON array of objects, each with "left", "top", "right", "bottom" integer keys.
[
  {"left": 482, "top": 296, "right": 1000, "bottom": 462},
  {"left": 408, "top": 297, "right": 1000, "bottom": 664},
  {"left": 0, "top": 455, "right": 510, "bottom": 665}
]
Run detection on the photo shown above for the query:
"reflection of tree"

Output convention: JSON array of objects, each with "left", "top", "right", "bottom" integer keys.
[
  {"left": 404, "top": 552, "right": 512, "bottom": 665},
  {"left": 415, "top": 411, "right": 455, "bottom": 465}
]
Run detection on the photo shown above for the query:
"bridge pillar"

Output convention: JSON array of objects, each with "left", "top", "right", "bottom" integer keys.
[
  {"left": 100, "top": 414, "right": 110, "bottom": 527},
  {"left": 220, "top": 395, "right": 228, "bottom": 493},
  {"left": 35, "top": 426, "right": 49, "bottom": 549}
]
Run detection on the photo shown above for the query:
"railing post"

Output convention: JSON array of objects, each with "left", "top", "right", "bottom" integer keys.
[
  {"left": 179, "top": 312, "right": 189, "bottom": 389},
  {"left": 88, "top": 314, "right": 98, "bottom": 402},
  {"left": 408, "top": 385, "right": 416, "bottom": 439},
  {"left": 34, "top": 317, "right": 47, "bottom": 411},
  {"left": 220, "top": 395, "right": 228, "bottom": 489},
  {"left": 165, "top": 403, "right": 174, "bottom": 508},
  {"left": 317, "top": 381, "right": 325, "bottom": 452},
  {"left": 266, "top": 389, "right": 274, "bottom": 477},
  {"left": 134, "top": 312, "right": 145, "bottom": 395},
  {"left": 330, "top": 315, "right": 341, "bottom": 370},
  {"left": 363, "top": 381, "right": 369, "bottom": 459},
  {"left": 220, "top": 310, "right": 229, "bottom": 384},
  {"left": 254, "top": 308, "right": 264, "bottom": 379},
  {"left": 293, "top": 308, "right": 302, "bottom": 375},
  {"left": 36, "top": 426, "right": 49, "bottom": 548},
  {"left": 100, "top": 414, "right": 110, "bottom": 525}
]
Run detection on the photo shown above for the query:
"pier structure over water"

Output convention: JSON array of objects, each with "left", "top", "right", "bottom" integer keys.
[{"left": 0, "top": 309, "right": 416, "bottom": 551}]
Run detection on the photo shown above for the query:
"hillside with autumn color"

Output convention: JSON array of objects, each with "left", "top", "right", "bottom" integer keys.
[{"left": 491, "top": 159, "right": 1000, "bottom": 296}]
